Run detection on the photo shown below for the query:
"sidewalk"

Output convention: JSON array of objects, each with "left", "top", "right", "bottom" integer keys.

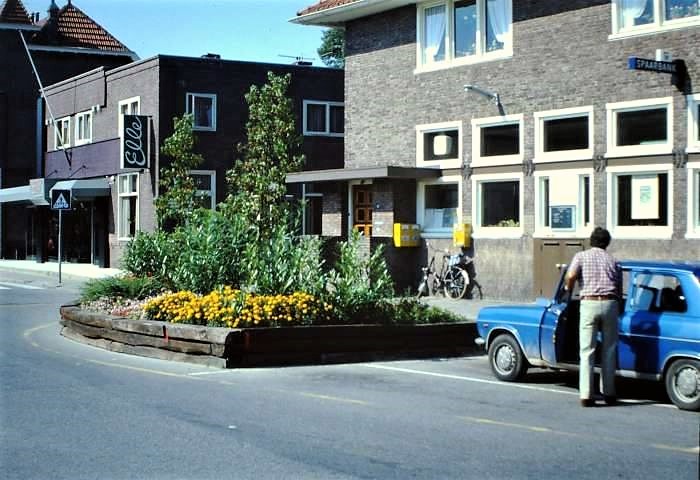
[
  {"left": 0, "top": 259, "right": 122, "bottom": 280},
  {"left": 420, "top": 296, "right": 519, "bottom": 322}
]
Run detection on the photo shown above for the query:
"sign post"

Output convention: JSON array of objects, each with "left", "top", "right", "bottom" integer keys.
[{"left": 51, "top": 189, "right": 71, "bottom": 283}]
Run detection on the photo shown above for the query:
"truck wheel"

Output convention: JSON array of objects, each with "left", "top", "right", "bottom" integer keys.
[
  {"left": 488, "top": 334, "right": 528, "bottom": 382},
  {"left": 664, "top": 358, "right": 700, "bottom": 411}
]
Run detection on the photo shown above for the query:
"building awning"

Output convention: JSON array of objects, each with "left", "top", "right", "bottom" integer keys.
[
  {"left": 286, "top": 166, "right": 442, "bottom": 184},
  {"left": 0, "top": 178, "right": 52, "bottom": 205},
  {"left": 50, "top": 178, "right": 111, "bottom": 199}
]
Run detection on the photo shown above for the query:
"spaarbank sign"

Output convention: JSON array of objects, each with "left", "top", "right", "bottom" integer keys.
[{"left": 121, "top": 115, "right": 150, "bottom": 169}]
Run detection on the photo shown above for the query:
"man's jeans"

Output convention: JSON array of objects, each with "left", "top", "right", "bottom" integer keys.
[{"left": 579, "top": 299, "right": 618, "bottom": 399}]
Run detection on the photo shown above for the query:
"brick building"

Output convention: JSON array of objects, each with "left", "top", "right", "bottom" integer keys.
[
  {"left": 0, "top": 0, "right": 135, "bottom": 260},
  {"left": 291, "top": 0, "right": 700, "bottom": 300},
  {"left": 40, "top": 55, "right": 343, "bottom": 267}
]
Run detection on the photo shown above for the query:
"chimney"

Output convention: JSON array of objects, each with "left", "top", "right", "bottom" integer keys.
[
  {"left": 46, "top": 1, "right": 60, "bottom": 43},
  {"left": 201, "top": 53, "right": 221, "bottom": 60}
]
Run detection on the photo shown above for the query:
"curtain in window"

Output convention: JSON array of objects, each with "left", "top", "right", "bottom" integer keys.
[
  {"left": 487, "top": 0, "right": 509, "bottom": 43},
  {"left": 620, "top": 0, "right": 650, "bottom": 28},
  {"left": 424, "top": 5, "right": 446, "bottom": 63}
]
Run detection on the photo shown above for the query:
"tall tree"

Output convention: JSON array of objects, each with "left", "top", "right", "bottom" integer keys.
[{"left": 318, "top": 28, "right": 345, "bottom": 69}]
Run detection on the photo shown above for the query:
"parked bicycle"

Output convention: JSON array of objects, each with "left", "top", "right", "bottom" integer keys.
[{"left": 416, "top": 243, "right": 482, "bottom": 300}]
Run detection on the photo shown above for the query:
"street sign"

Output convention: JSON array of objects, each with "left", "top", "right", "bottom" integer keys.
[
  {"left": 121, "top": 114, "right": 150, "bottom": 169},
  {"left": 51, "top": 189, "right": 71, "bottom": 210},
  {"left": 628, "top": 57, "right": 678, "bottom": 74}
]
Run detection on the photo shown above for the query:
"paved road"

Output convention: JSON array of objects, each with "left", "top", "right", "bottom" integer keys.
[{"left": 1, "top": 271, "right": 698, "bottom": 479}]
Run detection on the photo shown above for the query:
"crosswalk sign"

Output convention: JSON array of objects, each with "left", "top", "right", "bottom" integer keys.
[{"left": 51, "top": 189, "right": 71, "bottom": 210}]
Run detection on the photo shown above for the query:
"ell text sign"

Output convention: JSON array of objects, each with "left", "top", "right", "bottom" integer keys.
[{"left": 121, "top": 115, "right": 150, "bottom": 169}]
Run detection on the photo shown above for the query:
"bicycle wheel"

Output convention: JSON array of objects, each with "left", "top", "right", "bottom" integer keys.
[{"left": 444, "top": 267, "right": 468, "bottom": 299}]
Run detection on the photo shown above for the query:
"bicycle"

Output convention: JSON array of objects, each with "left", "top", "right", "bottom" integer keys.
[{"left": 416, "top": 243, "right": 479, "bottom": 299}]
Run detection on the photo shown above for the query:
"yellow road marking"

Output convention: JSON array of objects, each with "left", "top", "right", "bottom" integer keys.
[{"left": 298, "top": 392, "right": 370, "bottom": 406}]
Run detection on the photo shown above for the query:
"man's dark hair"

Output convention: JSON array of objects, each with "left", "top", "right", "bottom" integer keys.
[{"left": 590, "top": 227, "right": 611, "bottom": 249}]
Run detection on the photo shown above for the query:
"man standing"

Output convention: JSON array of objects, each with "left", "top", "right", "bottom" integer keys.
[{"left": 564, "top": 227, "right": 622, "bottom": 407}]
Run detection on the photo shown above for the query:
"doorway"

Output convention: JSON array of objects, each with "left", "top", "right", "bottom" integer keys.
[
  {"left": 533, "top": 239, "right": 587, "bottom": 297},
  {"left": 352, "top": 185, "right": 373, "bottom": 236}
]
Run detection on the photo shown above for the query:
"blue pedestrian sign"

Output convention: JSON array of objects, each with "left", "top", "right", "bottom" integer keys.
[{"left": 51, "top": 189, "right": 71, "bottom": 210}]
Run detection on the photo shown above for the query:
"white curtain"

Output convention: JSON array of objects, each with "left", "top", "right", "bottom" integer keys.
[
  {"left": 424, "top": 5, "right": 446, "bottom": 63},
  {"left": 620, "top": 0, "right": 649, "bottom": 28},
  {"left": 487, "top": 0, "right": 509, "bottom": 43}
]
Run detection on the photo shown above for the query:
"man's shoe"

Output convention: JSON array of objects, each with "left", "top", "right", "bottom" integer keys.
[
  {"left": 603, "top": 396, "right": 617, "bottom": 406},
  {"left": 580, "top": 399, "right": 595, "bottom": 407}
]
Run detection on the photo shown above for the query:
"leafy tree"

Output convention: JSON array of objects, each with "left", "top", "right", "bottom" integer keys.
[
  {"left": 155, "top": 114, "right": 204, "bottom": 230},
  {"left": 318, "top": 28, "right": 345, "bottom": 69}
]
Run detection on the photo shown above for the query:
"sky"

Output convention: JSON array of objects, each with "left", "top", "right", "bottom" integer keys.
[{"left": 22, "top": 0, "right": 329, "bottom": 67}]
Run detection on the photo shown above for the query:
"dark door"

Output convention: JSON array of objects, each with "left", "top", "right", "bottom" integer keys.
[
  {"left": 352, "top": 185, "right": 372, "bottom": 236},
  {"left": 533, "top": 239, "right": 586, "bottom": 297}
]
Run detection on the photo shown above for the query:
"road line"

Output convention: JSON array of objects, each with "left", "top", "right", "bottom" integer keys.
[
  {"left": 0, "top": 285, "right": 9, "bottom": 290},
  {"left": 0, "top": 282, "right": 44, "bottom": 290},
  {"left": 188, "top": 370, "right": 236, "bottom": 376},
  {"left": 298, "top": 391, "right": 370, "bottom": 406}
]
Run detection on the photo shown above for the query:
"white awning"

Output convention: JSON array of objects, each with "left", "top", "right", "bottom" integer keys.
[
  {"left": 0, "top": 181, "right": 50, "bottom": 205},
  {"left": 50, "top": 178, "right": 111, "bottom": 199}
]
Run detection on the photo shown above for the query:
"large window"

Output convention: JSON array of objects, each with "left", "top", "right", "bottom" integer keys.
[
  {"left": 687, "top": 164, "right": 700, "bottom": 238},
  {"left": 74, "top": 111, "right": 92, "bottom": 146},
  {"left": 612, "top": 0, "right": 700, "bottom": 36},
  {"left": 118, "top": 173, "right": 139, "bottom": 240},
  {"left": 417, "top": 0, "right": 512, "bottom": 71},
  {"left": 607, "top": 165, "right": 672, "bottom": 238},
  {"left": 303, "top": 100, "right": 344, "bottom": 136},
  {"left": 54, "top": 117, "right": 70, "bottom": 150},
  {"left": 190, "top": 170, "right": 216, "bottom": 209},
  {"left": 417, "top": 176, "right": 461, "bottom": 236},
  {"left": 606, "top": 98, "right": 673, "bottom": 157},
  {"left": 534, "top": 106, "right": 594, "bottom": 162},
  {"left": 186, "top": 93, "right": 217, "bottom": 131},
  {"left": 472, "top": 173, "right": 523, "bottom": 237},
  {"left": 471, "top": 114, "right": 523, "bottom": 166},
  {"left": 688, "top": 94, "right": 700, "bottom": 152},
  {"left": 416, "top": 121, "right": 462, "bottom": 168},
  {"left": 535, "top": 169, "right": 593, "bottom": 237}
]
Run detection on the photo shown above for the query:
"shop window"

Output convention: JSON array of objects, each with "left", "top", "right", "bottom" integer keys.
[
  {"left": 416, "top": 121, "right": 462, "bottom": 168},
  {"left": 471, "top": 114, "right": 523, "bottom": 166},
  {"left": 74, "top": 111, "right": 92, "bottom": 146},
  {"left": 612, "top": 0, "right": 700, "bottom": 37},
  {"left": 417, "top": 0, "right": 512, "bottom": 71},
  {"left": 417, "top": 176, "right": 461, "bottom": 236},
  {"left": 472, "top": 173, "right": 523, "bottom": 237},
  {"left": 534, "top": 106, "right": 594, "bottom": 162},
  {"left": 190, "top": 170, "right": 216, "bottom": 209},
  {"left": 303, "top": 101, "right": 344, "bottom": 136},
  {"left": 606, "top": 98, "right": 673, "bottom": 157},
  {"left": 54, "top": 117, "right": 70, "bottom": 150},
  {"left": 535, "top": 170, "right": 593, "bottom": 236},
  {"left": 118, "top": 173, "right": 139, "bottom": 239},
  {"left": 186, "top": 93, "right": 217, "bottom": 131}
]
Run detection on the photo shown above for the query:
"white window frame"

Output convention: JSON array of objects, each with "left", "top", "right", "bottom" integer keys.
[
  {"left": 415, "top": 0, "right": 513, "bottom": 73},
  {"left": 687, "top": 93, "right": 700, "bottom": 153},
  {"left": 687, "top": 161, "right": 700, "bottom": 238},
  {"left": 610, "top": 0, "right": 700, "bottom": 39},
  {"left": 471, "top": 114, "right": 524, "bottom": 167},
  {"left": 416, "top": 121, "right": 462, "bottom": 169},
  {"left": 471, "top": 171, "right": 524, "bottom": 239},
  {"left": 74, "top": 111, "right": 92, "bottom": 146},
  {"left": 190, "top": 169, "right": 216, "bottom": 210},
  {"left": 606, "top": 163, "right": 673, "bottom": 239},
  {"left": 117, "top": 172, "right": 139, "bottom": 241},
  {"left": 534, "top": 106, "right": 594, "bottom": 163},
  {"left": 186, "top": 92, "right": 217, "bottom": 132},
  {"left": 416, "top": 175, "right": 462, "bottom": 238},
  {"left": 54, "top": 116, "right": 70, "bottom": 150},
  {"left": 118, "top": 96, "right": 141, "bottom": 135},
  {"left": 302, "top": 100, "right": 344, "bottom": 137},
  {"left": 605, "top": 97, "right": 673, "bottom": 158},
  {"left": 533, "top": 167, "right": 595, "bottom": 239}
]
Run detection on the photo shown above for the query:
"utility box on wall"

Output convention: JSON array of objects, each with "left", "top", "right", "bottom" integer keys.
[
  {"left": 453, "top": 223, "right": 472, "bottom": 247},
  {"left": 393, "top": 223, "right": 420, "bottom": 247}
]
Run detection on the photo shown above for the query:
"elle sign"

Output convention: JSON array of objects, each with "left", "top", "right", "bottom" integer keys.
[{"left": 121, "top": 115, "right": 150, "bottom": 169}]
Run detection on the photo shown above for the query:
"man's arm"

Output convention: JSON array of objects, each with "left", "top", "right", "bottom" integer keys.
[{"left": 563, "top": 255, "right": 580, "bottom": 291}]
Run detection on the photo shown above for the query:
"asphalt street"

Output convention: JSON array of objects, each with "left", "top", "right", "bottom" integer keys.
[{"left": 1, "top": 270, "right": 698, "bottom": 480}]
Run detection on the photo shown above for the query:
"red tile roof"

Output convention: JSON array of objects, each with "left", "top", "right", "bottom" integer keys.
[
  {"left": 32, "top": 1, "right": 131, "bottom": 53},
  {"left": 298, "top": 0, "right": 359, "bottom": 16},
  {"left": 0, "top": 0, "right": 32, "bottom": 24}
]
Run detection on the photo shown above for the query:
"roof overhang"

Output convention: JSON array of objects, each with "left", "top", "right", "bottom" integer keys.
[
  {"left": 0, "top": 178, "right": 52, "bottom": 205},
  {"left": 50, "top": 178, "right": 110, "bottom": 199},
  {"left": 286, "top": 166, "right": 442, "bottom": 184},
  {"left": 28, "top": 43, "right": 139, "bottom": 61},
  {"left": 291, "top": 0, "right": 414, "bottom": 27}
]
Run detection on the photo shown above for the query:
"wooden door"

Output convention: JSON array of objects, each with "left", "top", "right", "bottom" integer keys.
[
  {"left": 533, "top": 239, "right": 586, "bottom": 297},
  {"left": 352, "top": 185, "right": 372, "bottom": 236}
]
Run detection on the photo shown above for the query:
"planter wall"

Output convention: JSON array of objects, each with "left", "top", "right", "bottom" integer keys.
[{"left": 60, "top": 306, "right": 480, "bottom": 368}]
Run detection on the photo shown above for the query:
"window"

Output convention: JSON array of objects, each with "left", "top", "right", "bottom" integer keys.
[
  {"left": 186, "top": 93, "right": 217, "bottom": 131},
  {"left": 534, "top": 106, "right": 594, "bottom": 162},
  {"left": 688, "top": 93, "right": 700, "bottom": 152},
  {"left": 190, "top": 170, "right": 216, "bottom": 210},
  {"left": 417, "top": 175, "right": 461, "bottom": 236},
  {"left": 54, "top": 117, "right": 70, "bottom": 150},
  {"left": 687, "top": 163, "right": 700, "bottom": 238},
  {"left": 303, "top": 101, "right": 344, "bottom": 136},
  {"left": 74, "top": 111, "right": 92, "bottom": 146},
  {"left": 472, "top": 172, "right": 523, "bottom": 237},
  {"left": 118, "top": 173, "right": 139, "bottom": 239},
  {"left": 471, "top": 114, "right": 523, "bottom": 166},
  {"left": 611, "top": 0, "right": 700, "bottom": 37},
  {"left": 416, "top": 121, "right": 462, "bottom": 168},
  {"left": 607, "top": 164, "right": 673, "bottom": 238},
  {"left": 629, "top": 273, "right": 687, "bottom": 314},
  {"left": 535, "top": 169, "right": 593, "bottom": 237},
  {"left": 417, "top": 0, "right": 512, "bottom": 71},
  {"left": 606, "top": 98, "right": 673, "bottom": 157},
  {"left": 118, "top": 96, "right": 140, "bottom": 135}
]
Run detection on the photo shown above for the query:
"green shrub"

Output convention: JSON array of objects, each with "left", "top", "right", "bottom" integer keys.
[
  {"left": 80, "top": 275, "right": 164, "bottom": 303},
  {"left": 121, "top": 231, "right": 175, "bottom": 285}
]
